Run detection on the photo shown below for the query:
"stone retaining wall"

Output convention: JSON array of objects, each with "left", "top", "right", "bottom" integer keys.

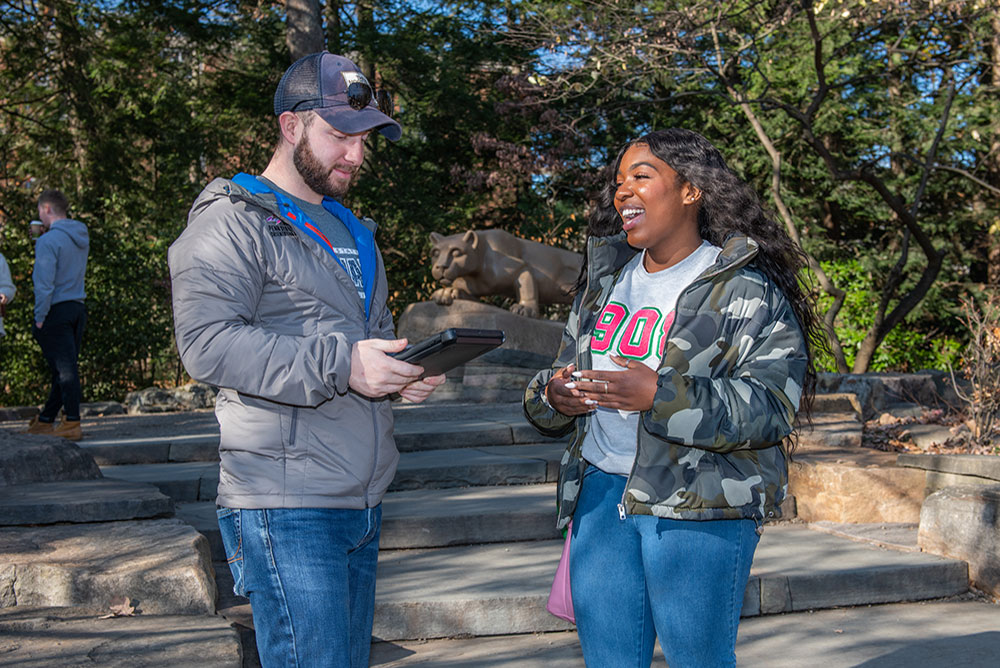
[{"left": 919, "top": 484, "right": 1000, "bottom": 599}]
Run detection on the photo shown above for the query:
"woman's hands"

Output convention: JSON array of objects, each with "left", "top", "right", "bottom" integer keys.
[
  {"left": 544, "top": 355, "right": 659, "bottom": 415},
  {"left": 545, "top": 364, "right": 592, "bottom": 416}
]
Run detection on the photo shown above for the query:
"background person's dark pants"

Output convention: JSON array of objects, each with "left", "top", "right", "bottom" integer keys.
[{"left": 32, "top": 300, "right": 86, "bottom": 421}]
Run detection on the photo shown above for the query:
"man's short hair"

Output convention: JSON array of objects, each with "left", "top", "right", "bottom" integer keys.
[{"left": 38, "top": 189, "right": 69, "bottom": 216}]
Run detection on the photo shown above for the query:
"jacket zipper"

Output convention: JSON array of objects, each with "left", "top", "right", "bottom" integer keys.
[
  {"left": 617, "top": 274, "right": 701, "bottom": 520},
  {"left": 363, "top": 240, "right": 380, "bottom": 510},
  {"left": 364, "top": 316, "right": 376, "bottom": 509},
  {"left": 240, "top": 183, "right": 382, "bottom": 509},
  {"left": 614, "top": 245, "right": 758, "bottom": 521}
]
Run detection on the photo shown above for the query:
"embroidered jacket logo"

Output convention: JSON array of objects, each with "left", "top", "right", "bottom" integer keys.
[{"left": 265, "top": 216, "right": 296, "bottom": 237}]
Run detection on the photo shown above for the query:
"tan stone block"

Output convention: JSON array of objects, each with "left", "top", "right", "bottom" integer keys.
[
  {"left": 0, "top": 519, "right": 216, "bottom": 614},
  {"left": 789, "top": 461, "right": 925, "bottom": 523}
]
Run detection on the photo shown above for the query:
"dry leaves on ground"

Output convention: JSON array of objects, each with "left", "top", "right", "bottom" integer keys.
[
  {"left": 862, "top": 408, "right": 998, "bottom": 455},
  {"left": 99, "top": 595, "right": 136, "bottom": 619}
]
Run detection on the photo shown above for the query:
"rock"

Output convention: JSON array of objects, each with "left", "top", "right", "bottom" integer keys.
[
  {"left": 172, "top": 382, "right": 219, "bottom": 410},
  {"left": 0, "top": 401, "right": 123, "bottom": 422},
  {"left": 950, "top": 424, "right": 972, "bottom": 437},
  {"left": 795, "top": 412, "right": 862, "bottom": 449},
  {"left": 902, "top": 424, "right": 956, "bottom": 451},
  {"left": 886, "top": 403, "right": 924, "bottom": 419},
  {"left": 0, "top": 606, "right": 241, "bottom": 667},
  {"left": 789, "top": 461, "right": 925, "bottom": 523},
  {"left": 396, "top": 300, "right": 563, "bottom": 370},
  {"left": 818, "top": 373, "right": 949, "bottom": 420},
  {"left": 80, "top": 401, "right": 125, "bottom": 417},
  {"left": 125, "top": 382, "right": 218, "bottom": 415},
  {"left": 0, "top": 406, "right": 39, "bottom": 422},
  {"left": 0, "top": 519, "right": 216, "bottom": 615},
  {"left": 0, "top": 479, "right": 173, "bottom": 526},
  {"left": 877, "top": 413, "right": 898, "bottom": 426},
  {"left": 918, "top": 484, "right": 1000, "bottom": 599},
  {"left": 897, "top": 453, "right": 1000, "bottom": 496},
  {"left": 0, "top": 431, "right": 101, "bottom": 486},
  {"left": 811, "top": 393, "right": 862, "bottom": 419},
  {"left": 125, "top": 388, "right": 182, "bottom": 414}
]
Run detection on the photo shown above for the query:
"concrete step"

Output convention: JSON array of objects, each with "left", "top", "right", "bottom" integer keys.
[
  {"left": 103, "top": 443, "right": 565, "bottom": 503},
  {"left": 44, "top": 399, "right": 858, "bottom": 466},
  {"left": 0, "top": 519, "right": 216, "bottom": 615},
  {"left": 177, "top": 483, "right": 562, "bottom": 560},
  {"left": 102, "top": 461, "right": 220, "bottom": 502},
  {"left": 381, "top": 484, "right": 560, "bottom": 549},
  {"left": 369, "top": 599, "right": 1000, "bottom": 667},
  {"left": 368, "top": 524, "right": 968, "bottom": 642},
  {"left": 81, "top": 403, "right": 563, "bottom": 466},
  {"left": 0, "top": 478, "right": 174, "bottom": 526},
  {"left": 0, "top": 606, "right": 242, "bottom": 667},
  {"left": 795, "top": 411, "right": 863, "bottom": 449},
  {"left": 389, "top": 443, "right": 563, "bottom": 491},
  {"left": 81, "top": 433, "right": 221, "bottom": 466}
]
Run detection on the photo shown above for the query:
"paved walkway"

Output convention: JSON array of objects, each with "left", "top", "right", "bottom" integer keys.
[{"left": 370, "top": 598, "right": 1000, "bottom": 667}]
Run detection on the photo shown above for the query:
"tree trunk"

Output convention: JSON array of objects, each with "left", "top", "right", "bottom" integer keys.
[
  {"left": 285, "top": 0, "right": 325, "bottom": 62},
  {"left": 325, "top": 0, "right": 341, "bottom": 56},
  {"left": 353, "top": 1, "right": 376, "bottom": 80}
]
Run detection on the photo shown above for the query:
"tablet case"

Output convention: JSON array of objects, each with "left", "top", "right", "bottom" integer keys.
[{"left": 393, "top": 328, "right": 505, "bottom": 377}]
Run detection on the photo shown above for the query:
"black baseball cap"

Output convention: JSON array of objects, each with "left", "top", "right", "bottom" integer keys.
[{"left": 274, "top": 52, "right": 401, "bottom": 141}]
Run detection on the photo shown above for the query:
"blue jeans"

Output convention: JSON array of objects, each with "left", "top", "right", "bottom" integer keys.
[
  {"left": 570, "top": 466, "right": 759, "bottom": 668},
  {"left": 217, "top": 505, "right": 382, "bottom": 668}
]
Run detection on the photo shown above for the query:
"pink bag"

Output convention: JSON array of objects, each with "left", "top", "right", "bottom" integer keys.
[{"left": 546, "top": 521, "right": 575, "bottom": 623}]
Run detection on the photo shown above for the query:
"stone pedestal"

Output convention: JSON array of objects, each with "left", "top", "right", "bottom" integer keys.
[
  {"left": 396, "top": 301, "right": 564, "bottom": 402},
  {"left": 397, "top": 301, "right": 564, "bottom": 369}
]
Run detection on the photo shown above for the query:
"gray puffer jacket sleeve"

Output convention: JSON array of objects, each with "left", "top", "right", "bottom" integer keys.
[{"left": 169, "top": 184, "right": 351, "bottom": 407}]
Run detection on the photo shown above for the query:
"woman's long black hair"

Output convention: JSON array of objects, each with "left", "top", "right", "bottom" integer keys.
[{"left": 578, "top": 128, "right": 823, "bottom": 416}]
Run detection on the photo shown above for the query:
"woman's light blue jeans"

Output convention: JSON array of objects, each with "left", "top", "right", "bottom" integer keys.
[
  {"left": 217, "top": 505, "right": 381, "bottom": 668},
  {"left": 570, "top": 466, "right": 759, "bottom": 668}
]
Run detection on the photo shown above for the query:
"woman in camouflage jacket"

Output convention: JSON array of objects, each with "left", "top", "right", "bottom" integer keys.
[{"left": 524, "top": 129, "right": 820, "bottom": 668}]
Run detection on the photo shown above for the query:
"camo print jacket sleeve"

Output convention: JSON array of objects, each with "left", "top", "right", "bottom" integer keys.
[
  {"left": 522, "top": 290, "right": 584, "bottom": 438},
  {"left": 642, "top": 262, "right": 806, "bottom": 454}
]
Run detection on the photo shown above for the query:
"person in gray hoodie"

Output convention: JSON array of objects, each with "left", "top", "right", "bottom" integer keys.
[
  {"left": 0, "top": 251, "right": 14, "bottom": 339},
  {"left": 26, "top": 189, "right": 89, "bottom": 441},
  {"left": 169, "top": 52, "right": 445, "bottom": 668}
]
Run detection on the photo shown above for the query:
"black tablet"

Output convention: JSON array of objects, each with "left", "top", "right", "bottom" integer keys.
[{"left": 393, "top": 328, "right": 505, "bottom": 378}]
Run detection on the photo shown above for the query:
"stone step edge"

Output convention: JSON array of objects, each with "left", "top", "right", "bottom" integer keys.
[
  {"left": 0, "top": 605, "right": 242, "bottom": 667},
  {"left": 209, "top": 550, "right": 967, "bottom": 642},
  {"left": 371, "top": 563, "right": 967, "bottom": 642},
  {"left": 0, "top": 478, "right": 175, "bottom": 527},
  {"left": 102, "top": 444, "right": 566, "bottom": 503},
  {"left": 82, "top": 432, "right": 567, "bottom": 466}
]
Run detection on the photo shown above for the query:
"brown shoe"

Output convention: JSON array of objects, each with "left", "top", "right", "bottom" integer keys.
[
  {"left": 25, "top": 416, "right": 55, "bottom": 435},
  {"left": 51, "top": 419, "right": 83, "bottom": 441}
]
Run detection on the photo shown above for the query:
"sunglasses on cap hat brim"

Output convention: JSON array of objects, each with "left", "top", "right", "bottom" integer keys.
[{"left": 289, "top": 81, "right": 393, "bottom": 118}]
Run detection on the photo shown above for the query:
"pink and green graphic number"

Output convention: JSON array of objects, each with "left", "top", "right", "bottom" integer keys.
[{"left": 591, "top": 302, "right": 675, "bottom": 362}]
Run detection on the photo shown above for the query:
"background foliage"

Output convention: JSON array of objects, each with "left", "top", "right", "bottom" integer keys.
[{"left": 0, "top": 0, "right": 996, "bottom": 405}]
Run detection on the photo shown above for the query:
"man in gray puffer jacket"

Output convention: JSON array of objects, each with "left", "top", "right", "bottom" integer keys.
[{"left": 168, "top": 52, "right": 444, "bottom": 668}]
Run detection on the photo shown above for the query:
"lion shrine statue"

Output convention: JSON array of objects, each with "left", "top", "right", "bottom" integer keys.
[{"left": 429, "top": 229, "right": 583, "bottom": 319}]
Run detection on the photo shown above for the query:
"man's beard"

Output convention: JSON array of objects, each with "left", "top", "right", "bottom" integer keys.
[{"left": 293, "top": 136, "right": 358, "bottom": 200}]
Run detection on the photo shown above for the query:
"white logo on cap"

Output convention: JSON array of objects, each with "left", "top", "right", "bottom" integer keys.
[{"left": 341, "top": 71, "right": 371, "bottom": 90}]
